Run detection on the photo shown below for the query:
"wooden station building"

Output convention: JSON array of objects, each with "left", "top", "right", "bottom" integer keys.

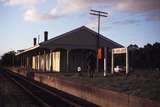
[{"left": 15, "top": 26, "right": 123, "bottom": 73}]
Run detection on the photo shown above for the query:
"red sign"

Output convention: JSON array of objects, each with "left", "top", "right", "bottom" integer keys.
[{"left": 97, "top": 48, "right": 102, "bottom": 59}]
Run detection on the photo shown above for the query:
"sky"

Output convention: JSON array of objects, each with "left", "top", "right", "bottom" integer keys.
[{"left": 0, "top": 0, "right": 160, "bottom": 56}]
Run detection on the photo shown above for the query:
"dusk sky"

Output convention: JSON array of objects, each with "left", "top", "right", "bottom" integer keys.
[{"left": 0, "top": 0, "right": 160, "bottom": 56}]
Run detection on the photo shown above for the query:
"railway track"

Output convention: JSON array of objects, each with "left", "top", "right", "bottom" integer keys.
[
  {"left": 1, "top": 68, "right": 99, "bottom": 107},
  {"left": 0, "top": 69, "right": 43, "bottom": 107}
]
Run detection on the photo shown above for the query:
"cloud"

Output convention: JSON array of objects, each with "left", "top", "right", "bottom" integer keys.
[
  {"left": 0, "top": 0, "right": 45, "bottom": 6},
  {"left": 1, "top": 0, "right": 160, "bottom": 22},
  {"left": 49, "top": 0, "right": 160, "bottom": 22},
  {"left": 49, "top": 0, "right": 90, "bottom": 17},
  {"left": 0, "top": 0, "right": 48, "bottom": 22},
  {"left": 3, "top": 0, "right": 158, "bottom": 14},
  {"left": 49, "top": 0, "right": 117, "bottom": 17},
  {"left": 24, "top": 8, "right": 54, "bottom": 22},
  {"left": 112, "top": 19, "right": 140, "bottom": 25},
  {"left": 149, "top": 15, "right": 160, "bottom": 21},
  {"left": 145, "top": 12, "right": 160, "bottom": 21},
  {"left": 51, "top": 0, "right": 160, "bottom": 16},
  {"left": 24, "top": 0, "right": 90, "bottom": 22},
  {"left": 116, "top": 0, "right": 160, "bottom": 12}
]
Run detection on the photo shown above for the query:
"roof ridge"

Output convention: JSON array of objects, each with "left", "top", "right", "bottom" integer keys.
[
  {"left": 41, "top": 26, "right": 87, "bottom": 45},
  {"left": 41, "top": 26, "right": 123, "bottom": 47}
]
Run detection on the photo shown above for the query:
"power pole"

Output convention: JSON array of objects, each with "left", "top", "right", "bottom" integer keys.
[{"left": 90, "top": 9, "right": 108, "bottom": 73}]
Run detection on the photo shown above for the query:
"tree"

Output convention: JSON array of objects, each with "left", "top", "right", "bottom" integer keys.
[
  {"left": 1, "top": 51, "right": 16, "bottom": 66},
  {"left": 128, "top": 42, "right": 160, "bottom": 71},
  {"left": 152, "top": 42, "right": 160, "bottom": 69}
]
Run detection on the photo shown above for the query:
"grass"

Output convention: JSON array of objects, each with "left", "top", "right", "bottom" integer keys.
[
  {"left": 7, "top": 67, "right": 160, "bottom": 102},
  {"left": 48, "top": 70, "right": 160, "bottom": 102}
]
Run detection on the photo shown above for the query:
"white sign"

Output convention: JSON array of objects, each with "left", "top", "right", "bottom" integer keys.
[{"left": 113, "top": 48, "right": 127, "bottom": 54}]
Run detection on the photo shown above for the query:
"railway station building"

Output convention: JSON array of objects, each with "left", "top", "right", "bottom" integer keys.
[{"left": 15, "top": 26, "right": 123, "bottom": 73}]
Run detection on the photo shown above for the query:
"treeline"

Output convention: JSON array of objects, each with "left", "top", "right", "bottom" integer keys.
[
  {"left": 128, "top": 42, "right": 160, "bottom": 71},
  {"left": 0, "top": 42, "right": 160, "bottom": 71},
  {"left": 0, "top": 51, "right": 15, "bottom": 66}
]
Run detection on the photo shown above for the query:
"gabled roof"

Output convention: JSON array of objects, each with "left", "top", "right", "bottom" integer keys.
[
  {"left": 16, "top": 26, "right": 123, "bottom": 56},
  {"left": 40, "top": 26, "right": 123, "bottom": 50}
]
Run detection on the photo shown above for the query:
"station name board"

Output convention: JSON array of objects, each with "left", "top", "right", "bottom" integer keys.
[{"left": 112, "top": 48, "right": 127, "bottom": 54}]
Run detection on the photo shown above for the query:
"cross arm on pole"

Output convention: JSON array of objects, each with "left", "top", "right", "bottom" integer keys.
[
  {"left": 91, "top": 9, "right": 108, "bottom": 15},
  {"left": 90, "top": 13, "right": 108, "bottom": 17}
]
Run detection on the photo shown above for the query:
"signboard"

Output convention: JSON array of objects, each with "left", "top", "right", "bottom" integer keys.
[
  {"left": 111, "top": 47, "right": 129, "bottom": 75},
  {"left": 97, "top": 48, "right": 102, "bottom": 59},
  {"left": 113, "top": 48, "right": 127, "bottom": 54}
]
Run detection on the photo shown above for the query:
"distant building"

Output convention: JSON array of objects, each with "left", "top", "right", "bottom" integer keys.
[{"left": 15, "top": 26, "right": 123, "bottom": 72}]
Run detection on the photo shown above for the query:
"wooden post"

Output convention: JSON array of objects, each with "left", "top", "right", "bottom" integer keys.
[
  {"left": 66, "top": 49, "right": 70, "bottom": 72},
  {"left": 20, "top": 55, "right": 22, "bottom": 67},
  {"left": 50, "top": 50, "right": 53, "bottom": 72},
  {"left": 26, "top": 56, "right": 28, "bottom": 69},
  {"left": 104, "top": 47, "right": 107, "bottom": 76},
  {"left": 126, "top": 48, "right": 129, "bottom": 74},
  {"left": 35, "top": 55, "right": 37, "bottom": 70},
  {"left": 22, "top": 55, "right": 24, "bottom": 67},
  {"left": 37, "top": 54, "right": 39, "bottom": 70},
  {"left": 111, "top": 49, "right": 114, "bottom": 74},
  {"left": 21, "top": 55, "right": 23, "bottom": 67},
  {"left": 44, "top": 50, "right": 46, "bottom": 72},
  {"left": 96, "top": 54, "right": 99, "bottom": 72},
  {"left": 38, "top": 52, "right": 41, "bottom": 70}
]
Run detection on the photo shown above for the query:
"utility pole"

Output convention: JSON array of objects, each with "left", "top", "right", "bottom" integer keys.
[{"left": 90, "top": 9, "right": 108, "bottom": 73}]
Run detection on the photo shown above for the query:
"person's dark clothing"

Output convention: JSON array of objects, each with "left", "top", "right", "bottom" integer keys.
[{"left": 87, "top": 53, "right": 96, "bottom": 78}]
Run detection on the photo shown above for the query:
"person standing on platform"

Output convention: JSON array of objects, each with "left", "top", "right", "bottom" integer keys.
[{"left": 87, "top": 52, "right": 96, "bottom": 78}]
